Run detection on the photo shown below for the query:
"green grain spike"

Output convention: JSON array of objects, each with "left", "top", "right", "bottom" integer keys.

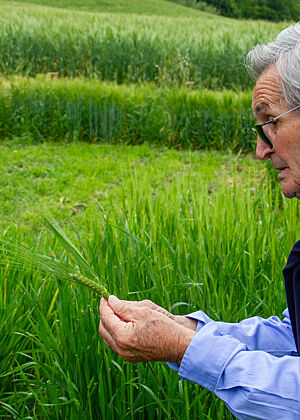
[{"left": 70, "top": 273, "right": 110, "bottom": 299}]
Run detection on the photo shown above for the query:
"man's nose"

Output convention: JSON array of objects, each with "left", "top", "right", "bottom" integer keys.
[{"left": 256, "top": 136, "right": 273, "bottom": 160}]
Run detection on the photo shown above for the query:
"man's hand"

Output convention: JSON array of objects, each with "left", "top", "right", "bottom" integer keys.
[
  {"left": 116, "top": 299, "right": 198, "bottom": 331},
  {"left": 99, "top": 296, "right": 196, "bottom": 364}
]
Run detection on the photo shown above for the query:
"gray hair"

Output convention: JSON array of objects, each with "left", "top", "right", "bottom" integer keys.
[{"left": 246, "top": 23, "right": 300, "bottom": 107}]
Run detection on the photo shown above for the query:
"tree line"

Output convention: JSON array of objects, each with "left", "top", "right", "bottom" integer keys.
[{"left": 202, "top": 0, "right": 300, "bottom": 21}]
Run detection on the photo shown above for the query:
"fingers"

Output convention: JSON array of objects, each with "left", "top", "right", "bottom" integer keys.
[
  {"left": 100, "top": 321, "right": 116, "bottom": 351},
  {"left": 99, "top": 298, "right": 151, "bottom": 360},
  {"left": 99, "top": 299, "right": 126, "bottom": 354},
  {"left": 108, "top": 296, "right": 173, "bottom": 320},
  {"left": 100, "top": 297, "right": 128, "bottom": 331},
  {"left": 98, "top": 296, "right": 196, "bottom": 363},
  {"left": 99, "top": 315, "right": 136, "bottom": 360},
  {"left": 99, "top": 297, "right": 136, "bottom": 347},
  {"left": 120, "top": 299, "right": 157, "bottom": 308},
  {"left": 102, "top": 337, "right": 111, "bottom": 349},
  {"left": 107, "top": 295, "right": 140, "bottom": 322}
]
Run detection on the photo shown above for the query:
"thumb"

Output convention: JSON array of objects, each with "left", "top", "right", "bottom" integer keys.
[{"left": 108, "top": 295, "right": 134, "bottom": 321}]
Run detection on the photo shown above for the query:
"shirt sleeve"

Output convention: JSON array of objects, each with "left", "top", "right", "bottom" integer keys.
[
  {"left": 176, "top": 322, "right": 300, "bottom": 419},
  {"left": 185, "top": 308, "right": 297, "bottom": 355}
]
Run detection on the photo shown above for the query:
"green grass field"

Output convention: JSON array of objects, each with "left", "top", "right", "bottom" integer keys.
[
  {"left": 0, "top": 2, "right": 288, "bottom": 89},
  {"left": 1, "top": 139, "right": 300, "bottom": 419},
  {"left": 2, "top": 140, "right": 248, "bottom": 227},
  {"left": 1, "top": 0, "right": 299, "bottom": 419}
]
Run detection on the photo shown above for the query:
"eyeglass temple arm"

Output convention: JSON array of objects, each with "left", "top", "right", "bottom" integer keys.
[{"left": 262, "top": 104, "right": 300, "bottom": 126}]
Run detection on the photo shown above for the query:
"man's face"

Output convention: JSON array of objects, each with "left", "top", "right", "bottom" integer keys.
[{"left": 252, "top": 66, "right": 300, "bottom": 199}]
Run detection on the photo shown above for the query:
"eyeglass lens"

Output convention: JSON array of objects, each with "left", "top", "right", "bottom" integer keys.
[{"left": 252, "top": 126, "right": 273, "bottom": 148}]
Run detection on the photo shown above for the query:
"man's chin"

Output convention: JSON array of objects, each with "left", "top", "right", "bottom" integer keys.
[{"left": 281, "top": 184, "right": 297, "bottom": 199}]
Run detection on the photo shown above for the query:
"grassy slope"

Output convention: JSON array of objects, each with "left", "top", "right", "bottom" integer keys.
[
  {"left": 0, "top": 139, "right": 260, "bottom": 229},
  {"left": 1, "top": 0, "right": 212, "bottom": 16},
  {"left": 2, "top": 0, "right": 286, "bottom": 28}
]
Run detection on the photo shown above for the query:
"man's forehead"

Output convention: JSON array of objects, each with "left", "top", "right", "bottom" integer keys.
[{"left": 252, "top": 66, "right": 283, "bottom": 114}]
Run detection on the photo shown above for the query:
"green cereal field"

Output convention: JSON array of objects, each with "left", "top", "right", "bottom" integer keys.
[{"left": 0, "top": 1, "right": 299, "bottom": 419}]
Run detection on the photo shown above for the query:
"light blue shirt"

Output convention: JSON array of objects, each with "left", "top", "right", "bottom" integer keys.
[{"left": 168, "top": 309, "right": 300, "bottom": 419}]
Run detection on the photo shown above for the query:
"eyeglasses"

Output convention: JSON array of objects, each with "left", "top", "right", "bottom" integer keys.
[{"left": 252, "top": 104, "right": 300, "bottom": 148}]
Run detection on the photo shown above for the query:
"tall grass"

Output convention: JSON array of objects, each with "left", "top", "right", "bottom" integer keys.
[
  {"left": 0, "top": 4, "right": 288, "bottom": 89},
  {"left": 0, "top": 77, "right": 255, "bottom": 151},
  {"left": 1, "top": 164, "right": 300, "bottom": 418}
]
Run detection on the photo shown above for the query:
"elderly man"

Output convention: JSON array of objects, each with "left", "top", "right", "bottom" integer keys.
[{"left": 99, "top": 23, "right": 300, "bottom": 419}]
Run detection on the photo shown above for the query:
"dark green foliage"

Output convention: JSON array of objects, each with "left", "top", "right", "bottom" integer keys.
[
  {"left": 0, "top": 78, "right": 254, "bottom": 151},
  {"left": 204, "top": 0, "right": 300, "bottom": 21}
]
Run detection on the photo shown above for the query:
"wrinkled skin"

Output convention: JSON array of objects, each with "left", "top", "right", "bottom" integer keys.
[
  {"left": 99, "top": 296, "right": 196, "bottom": 364},
  {"left": 253, "top": 65, "right": 300, "bottom": 199}
]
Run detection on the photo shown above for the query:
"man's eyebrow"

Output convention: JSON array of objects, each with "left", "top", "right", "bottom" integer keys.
[{"left": 254, "top": 103, "right": 270, "bottom": 114}]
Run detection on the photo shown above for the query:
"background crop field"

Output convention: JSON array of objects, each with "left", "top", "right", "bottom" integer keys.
[
  {"left": 0, "top": 2, "right": 288, "bottom": 89},
  {"left": 1, "top": 0, "right": 299, "bottom": 419},
  {"left": 0, "top": 77, "right": 254, "bottom": 150}
]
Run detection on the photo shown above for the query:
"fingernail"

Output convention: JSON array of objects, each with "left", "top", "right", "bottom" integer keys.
[{"left": 108, "top": 295, "right": 119, "bottom": 306}]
